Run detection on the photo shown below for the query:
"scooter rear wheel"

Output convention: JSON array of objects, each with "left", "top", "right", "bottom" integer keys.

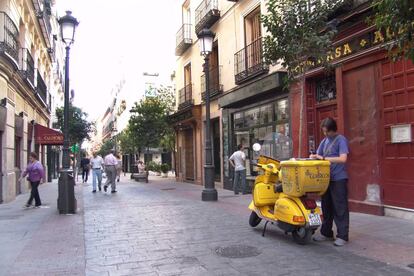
[
  {"left": 292, "top": 227, "right": 312, "bottom": 245},
  {"left": 249, "top": 211, "right": 262, "bottom": 227}
]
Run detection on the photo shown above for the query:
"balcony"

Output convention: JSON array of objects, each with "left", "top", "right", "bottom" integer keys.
[
  {"left": 32, "top": 0, "right": 52, "bottom": 48},
  {"left": 175, "top": 24, "right": 192, "bottom": 56},
  {"left": 201, "top": 66, "right": 223, "bottom": 101},
  {"left": 234, "top": 38, "right": 268, "bottom": 85},
  {"left": 36, "top": 71, "right": 48, "bottom": 107},
  {"left": 178, "top": 84, "right": 194, "bottom": 110},
  {"left": 195, "top": 0, "right": 220, "bottom": 34},
  {"left": 0, "top": 12, "right": 19, "bottom": 66},
  {"left": 19, "top": 49, "right": 35, "bottom": 87}
]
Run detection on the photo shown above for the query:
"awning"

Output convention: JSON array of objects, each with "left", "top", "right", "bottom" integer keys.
[{"left": 35, "top": 124, "right": 64, "bottom": 145}]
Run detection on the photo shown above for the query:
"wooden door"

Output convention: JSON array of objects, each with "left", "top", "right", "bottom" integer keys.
[
  {"left": 343, "top": 64, "right": 380, "bottom": 203},
  {"left": 315, "top": 104, "right": 338, "bottom": 145},
  {"left": 380, "top": 59, "right": 414, "bottom": 209},
  {"left": 184, "top": 129, "right": 195, "bottom": 180}
]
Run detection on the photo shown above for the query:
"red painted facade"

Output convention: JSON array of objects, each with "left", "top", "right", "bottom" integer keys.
[{"left": 290, "top": 14, "right": 414, "bottom": 214}]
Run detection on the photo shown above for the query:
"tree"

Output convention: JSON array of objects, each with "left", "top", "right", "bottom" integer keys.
[
  {"left": 262, "top": 0, "right": 344, "bottom": 156},
  {"left": 128, "top": 97, "right": 169, "bottom": 152},
  {"left": 372, "top": 0, "right": 414, "bottom": 62},
  {"left": 55, "top": 105, "right": 94, "bottom": 145},
  {"left": 118, "top": 126, "right": 138, "bottom": 155},
  {"left": 97, "top": 139, "right": 115, "bottom": 157}
]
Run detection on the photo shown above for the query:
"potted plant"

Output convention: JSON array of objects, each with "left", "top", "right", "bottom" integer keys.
[
  {"left": 160, "top": 163, "right": 170, "bottom": 178},
  {"left": 154, "top": 163, "right": 162, "bottom": 176}
]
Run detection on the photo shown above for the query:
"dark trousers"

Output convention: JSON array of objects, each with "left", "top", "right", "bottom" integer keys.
[
  {"left": 27, "top": 181, "right": 41, "bottom": 206},
  {"left": 320, "top": 179, "right": 350, "bottom": 241},
  {"left": 82, "top": 168, "right": 89, "bottom": 182}
]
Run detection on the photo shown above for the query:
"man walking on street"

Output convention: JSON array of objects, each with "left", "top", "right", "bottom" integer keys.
[
  {"left": 80, "top": 154, "right": 91, "bottom": 183},
  {"left": 90, "top": 153, "right": 104, "bottom": 192},
  {"left": 229, "top": 144, "right": 247, "bottom": 195},
  {"left": 20, "top": 152, "right": 45, "bottom": 208},
  {"left": 104, "top": 150, "right": 118, "bottom": 193}
]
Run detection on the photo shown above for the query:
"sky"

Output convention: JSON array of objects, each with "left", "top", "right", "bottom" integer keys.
[{"left": 56, "top": 0, "right": 181, "bottom": 121}]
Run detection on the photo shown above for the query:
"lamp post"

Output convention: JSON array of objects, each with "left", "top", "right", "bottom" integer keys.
[
  {"left": 198, "top": 28, "right": 217, "bottom": 201},
  {"left": 57, "top": 11, "right": 79, "bottom": 214}
]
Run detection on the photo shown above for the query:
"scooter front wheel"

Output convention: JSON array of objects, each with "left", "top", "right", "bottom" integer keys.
[
  {"left": 292, "top": 227, "right": 312, "bottom": 245},
  {"left": 249, "top": 211, "right": 262, "bottom": 227}
]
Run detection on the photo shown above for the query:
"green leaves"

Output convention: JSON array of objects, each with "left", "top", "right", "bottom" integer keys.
[
  {"left": 55, "top": 105, "right": 93, "bottom": 146},
  {"left": 262, "top": 0, "right": 344, "bottom": 82},
  {"left": 372, "top": 0, "right": 414, "bottom": 62}
]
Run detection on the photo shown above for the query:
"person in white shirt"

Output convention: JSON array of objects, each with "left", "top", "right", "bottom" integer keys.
[
  {"left": 90, "top": 153, "right": 104, "bottom": 192},
  {"left": 229, "top": 144, "right": 247, "bottom": 195},
  {"left": 104, "top": 150, "right": 118, "bottom": 193}
]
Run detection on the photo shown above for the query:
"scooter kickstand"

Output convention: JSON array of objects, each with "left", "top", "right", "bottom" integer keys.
[{"left": 262, "top": 221, "right": 269, "bottom": 237}]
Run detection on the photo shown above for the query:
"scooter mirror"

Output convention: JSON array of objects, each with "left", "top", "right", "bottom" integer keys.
[{"left": 252, "top": 143, "right": 261, "bottom": 152}]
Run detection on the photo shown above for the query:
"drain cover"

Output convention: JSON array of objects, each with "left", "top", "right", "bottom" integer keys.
[
  {"left": 408, "top": 263, "right": 414, "bottom": 269},
  {"left": 161, "top": 188, "right": 176, "bottom": 191},
  {"left": 215, "top": 245, "right": 261, "bottom": 258}
]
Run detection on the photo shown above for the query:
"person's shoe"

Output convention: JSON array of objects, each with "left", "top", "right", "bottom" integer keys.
[
  {"left": 24, "top": 203, "right": 31, "bottom": 208},
  {"left": 313, "top": 234, "right": 334, "bottom": 242},
  {"left": 98, "top": 186, "right": 102, "bottom": 191},
  {"left": 104, "top": 185, "right": 108, "bottom": 192},
  {"left": 34, "top": 205, "right": 41, "bottom": 208},
  {"left": 111, "top": 190, "right": 117, "bottom": 193},
  {"left": 117, "top": 178, "right": 120, "bottom": 182},
  {"left": 92, "top": 190, "right": 96, "bottom": 193},
  {"left": 334, "top": 238, "right": 347, "bottom": 247}
]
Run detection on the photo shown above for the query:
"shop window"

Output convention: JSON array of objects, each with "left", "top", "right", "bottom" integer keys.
[{"left": 316, "top": 76, "right": 336, "bottom": 103}]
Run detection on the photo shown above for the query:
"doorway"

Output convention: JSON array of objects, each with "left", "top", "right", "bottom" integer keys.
[
  {"left": 184, "top": 128, "right": 194, "bottom": 180},
  {"left": 212, "top": 119, "right": 221, "bottom": 181}
]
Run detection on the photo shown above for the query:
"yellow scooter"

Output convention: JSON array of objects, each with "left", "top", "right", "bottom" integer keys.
[{"left": 248, "top": 143, "right": 330, "bottom": 245}]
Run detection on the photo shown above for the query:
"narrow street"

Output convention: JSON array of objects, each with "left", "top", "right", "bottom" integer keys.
[{"left": 0, "top": 176, "right": 413, "bottom": 276}]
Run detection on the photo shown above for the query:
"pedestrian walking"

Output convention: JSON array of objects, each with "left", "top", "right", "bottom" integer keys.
[
  {"left": 310, "top": 117, "right": 350, "bottom": 247},
  {"left": 80, "top": 154, "right": 90, "bottom": 183},
  {"left": 229, "top": 144, "right": 247, "bottom": 195},
  {"left": 20, "top": 152, "right": 45, "bottom": 208},
  {"left": 90, "top": 153, "right": 104, "bottom": 192},
  {"left": 104, "top": 150, "right": 118, "bottom": 193},
  {"left": 115, "top": 154, "right": 122, "bottom": 182}
]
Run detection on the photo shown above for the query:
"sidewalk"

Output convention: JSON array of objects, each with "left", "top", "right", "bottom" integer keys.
[
  {"left": 0, "top": 180, "right": 85, "bottom": 276},
  {"left": 143, "top": 177, "right": 414, "bottom": 272}
]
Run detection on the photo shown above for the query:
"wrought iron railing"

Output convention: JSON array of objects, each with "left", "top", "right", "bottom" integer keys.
[
  {"left": 234, "top": 37, "right": 268, "bottom": 84},
  {"left": 20, "top": 48, "right": 35, "bottom": 85},
  {"left": 0, "top": 12, "right": 19, "bottom": 63},
  {"left": 201, "top": 65, "right": 223, "bottom": 100},
  {"left": 176, "top": 24, "right": 192, "bottom": 55},
  {"left": 36, "top": 70, "right": 48, "bottom": 104},
  {"left": 32, "top": 0, "right": 52, "bottom": 47},
  {"left": 178, "top": 84, "right": 193, "bottom": 110},
  {"left": 195, "top": 0, "right": 220, "bottom": 32}
]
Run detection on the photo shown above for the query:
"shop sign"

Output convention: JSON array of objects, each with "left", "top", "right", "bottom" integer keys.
[
  {"left": 391, "top": 124, "right": 412, "bottom": 143},
  {"left": 299, "top": 28, "right": 400, "bottom": 70}
]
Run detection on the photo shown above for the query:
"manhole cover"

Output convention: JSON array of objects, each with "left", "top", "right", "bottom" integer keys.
[
  {"left": 408, "top": 263, "right": 414, "bottom": 269},
  {"left": 215, "top": 245, "right": 261, "bottom": 258},
  {"left": 161, "top": 188, "right": 176, "bottom": 191}
]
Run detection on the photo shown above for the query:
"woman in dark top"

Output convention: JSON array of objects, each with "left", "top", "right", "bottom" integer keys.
[
  {"left": 80, "top": 155, "right": 91, "bottom": 183},
  {"left": 310, "top": 117, "right": 350, "bottom": 247}
]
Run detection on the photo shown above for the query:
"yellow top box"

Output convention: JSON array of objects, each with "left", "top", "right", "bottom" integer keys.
[{"left": 280, "top": 159, "right": 330, "bottom": 197}]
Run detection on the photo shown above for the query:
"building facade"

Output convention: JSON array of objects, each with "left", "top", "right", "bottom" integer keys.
[
  {"left": 170, "top": 0, "right": 288, "bottom": 188},
  {"left": 0, "top": 0, "right": 64, "bottom": 203},
  {"left": 290, "top": 1, "right": 414, "bottom": 216}
]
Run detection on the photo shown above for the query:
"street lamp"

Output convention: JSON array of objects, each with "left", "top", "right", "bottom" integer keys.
[
  {"left": 57, "top": 11, "right": 79, "bottom": 214},
  {"left": 198, "top": 28, "right": 217, "bottom": 201}
]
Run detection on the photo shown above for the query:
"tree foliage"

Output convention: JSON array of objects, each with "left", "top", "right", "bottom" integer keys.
[
  {"left": 55, "top": 105, "right": 93, "bottom": 145},
  {"left": 97, "top": 139, "right": 115, "bottom": 157},
  {"left": 262, "top": 0, "right": 344, "bottom": 157},
  {"left": 118, "top": 126, "right": 138, "bottom": 155},
  {"left": 372, "top": 0, "right": 414, "bottom": 62}
]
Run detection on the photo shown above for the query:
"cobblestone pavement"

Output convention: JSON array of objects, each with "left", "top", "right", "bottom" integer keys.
[
  {"left": 83, "top": 176, "right": 414, "bottom": 276},
  {"left": 0, "top": 180, "right": 85, "bottom": 276}
]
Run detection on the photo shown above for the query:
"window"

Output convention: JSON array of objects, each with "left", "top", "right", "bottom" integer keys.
[
  {"left": 14, "top": 137, "right": 21, "bottom": 168},
  {"left": 316, "top": 76, "right": 336, "bottom": 103},
  {"left": 244, "top": 6, "right": 261, "bottom": 45}
]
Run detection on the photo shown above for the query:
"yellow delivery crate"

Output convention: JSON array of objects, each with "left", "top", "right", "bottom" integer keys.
[{"left": 280, "top": 160, "right": 330, "bottom": 197}]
